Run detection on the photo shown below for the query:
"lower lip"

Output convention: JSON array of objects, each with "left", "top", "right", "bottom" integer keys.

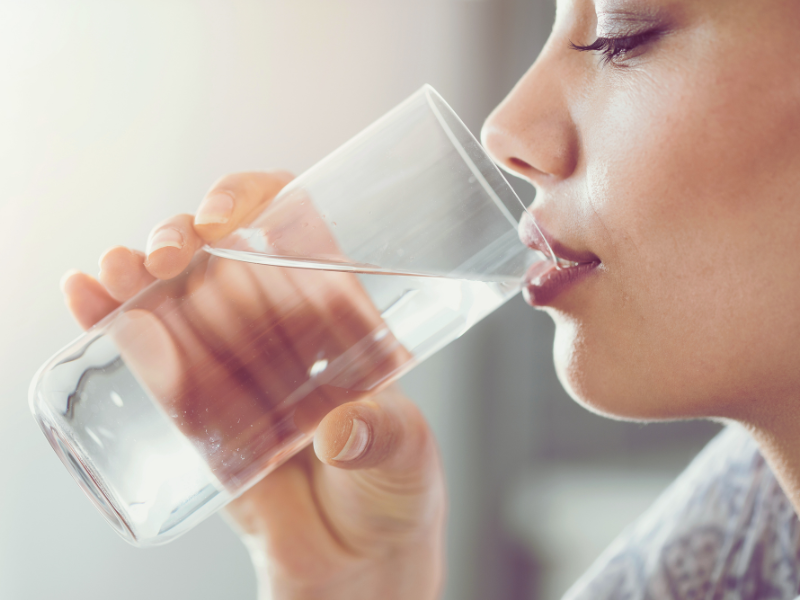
[{"left": 523, "top": 260, "right": 600, "bottom": 307}]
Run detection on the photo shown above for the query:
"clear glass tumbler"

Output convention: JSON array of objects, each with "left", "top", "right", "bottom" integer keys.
[{"left": 29, "top": 85, "right": 549, "bottom": 546}]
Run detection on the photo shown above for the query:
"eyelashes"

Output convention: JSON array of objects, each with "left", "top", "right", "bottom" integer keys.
[{"left": 570, "top": 30, "right": 662, "bottom": 65}]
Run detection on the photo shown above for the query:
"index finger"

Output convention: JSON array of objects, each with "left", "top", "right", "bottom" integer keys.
[{"left": 193, "top": 170, "right": 295, "bottom": 243}]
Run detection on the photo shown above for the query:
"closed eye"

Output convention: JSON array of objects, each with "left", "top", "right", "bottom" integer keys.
[{"left": 570, "top": 30, "right": 662, "bottom": 65}]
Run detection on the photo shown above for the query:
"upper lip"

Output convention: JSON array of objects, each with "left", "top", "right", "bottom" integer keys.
[{"left": 518, "top": 212, "right": 600, "bottom": 266}]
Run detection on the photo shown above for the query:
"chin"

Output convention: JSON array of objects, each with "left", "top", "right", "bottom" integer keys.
[{"left": 549, "top": 313, "right": 705, "bottom": 424}]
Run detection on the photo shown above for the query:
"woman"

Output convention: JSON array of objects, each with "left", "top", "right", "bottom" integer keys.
[{"left": 60, "top": 0, "right": 800, "bottom": 598}]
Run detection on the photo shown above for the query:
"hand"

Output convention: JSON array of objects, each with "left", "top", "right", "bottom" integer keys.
[{"left": 61, "top": 171, "right": 446, "bottom": 599}]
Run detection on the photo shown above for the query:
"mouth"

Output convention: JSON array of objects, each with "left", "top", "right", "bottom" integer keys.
[{"left": 519, "top": 212, "right": 601, "bottom": 307}]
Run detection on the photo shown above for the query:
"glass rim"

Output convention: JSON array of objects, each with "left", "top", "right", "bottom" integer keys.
[{"left": 421, "top": 84, "right": 523, "bottom": 229}]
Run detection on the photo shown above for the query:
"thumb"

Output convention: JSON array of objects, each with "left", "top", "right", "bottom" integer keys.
[
  {"left": 313, "top": 385, "right": 436, "bottom": 474},
  {"left": 311, "top": 386, "right": 445, "bottom": 551}
]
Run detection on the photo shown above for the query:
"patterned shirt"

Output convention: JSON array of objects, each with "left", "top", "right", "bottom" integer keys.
[{"left": 564, "top": 425, "right": 800, "bottom": 600}]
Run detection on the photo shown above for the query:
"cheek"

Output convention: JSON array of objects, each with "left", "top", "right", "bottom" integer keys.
[{"left": 558, "top": 46, "right": 800, "bottom": 420}]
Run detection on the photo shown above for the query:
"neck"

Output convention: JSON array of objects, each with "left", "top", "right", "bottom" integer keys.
[{"left": 740, "top": 407, "right": 800, "bottom": 515}]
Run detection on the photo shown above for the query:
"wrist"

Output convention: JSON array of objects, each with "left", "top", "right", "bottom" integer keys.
[{"left": 256, "top": 542, "right": 443, "bottom": 600}]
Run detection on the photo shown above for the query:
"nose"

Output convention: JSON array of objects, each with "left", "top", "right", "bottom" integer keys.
[{"left": 481, "top": 50, "right": 579, "bottom": 183}]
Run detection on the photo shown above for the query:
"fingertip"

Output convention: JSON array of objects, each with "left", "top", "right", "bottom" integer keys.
[
  {"left": 145, "top": 226, "right": 184, "bottom": 256},
  {"left": 314, "top": 396, "right": 407, "bottom": 471},
  {"left": 144, "top": 215, "right": 200, "bottom": 279},
  {"left": 334, "top": 418, "right": 371, "bottom": 462},
  {"left": 97, "top": 246, "right": 128, "bottom": 282},
  {"left": 99, "top": 246, "right": 155, "bottom": 302},
  {"left": 193, "top": 192, "right": 235, "bottom": 239},
  {"left": 60, "top": 268, "right": 82, "bottom": 296},
  {"left": 143, "top": 246, "right": 185, "bottom": 279},
  {"left": 193, "top": 170, "right": 296, "bottom": 243},
  {"left": 61, "top": 270, "right": 120, "bottom": 330},
  {"left": 317, "top": 390, "right": 438, "bottom": 477},
  {"left": 314, "top": 411, "right": 373, "bottom": 467}
]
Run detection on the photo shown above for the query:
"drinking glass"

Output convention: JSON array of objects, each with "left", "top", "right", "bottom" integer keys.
[{"left": 29, "top": 85, "right": 549, "bottom": 546}]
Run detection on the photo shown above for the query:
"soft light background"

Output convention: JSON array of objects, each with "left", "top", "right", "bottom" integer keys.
[{"left": 0, "top": 1, "right": 719, "bottom": 598}]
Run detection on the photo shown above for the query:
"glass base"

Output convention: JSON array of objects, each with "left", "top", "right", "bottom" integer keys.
[{"left": 40, "top": 418, "right": 135, "bottom": 543}]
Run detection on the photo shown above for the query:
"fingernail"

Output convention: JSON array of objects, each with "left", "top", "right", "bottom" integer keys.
[
  {"left": 147, "top": 227, "right": 184, "bottom": 256},
  {"left": 60, "top": 269, "right": 80, "bottom": 295},
  {"left": 334, "top": 418, "right": 370, "bottom": 462},
  {"left": 195, "top": 193, "right": 234, "bottom": 226}
]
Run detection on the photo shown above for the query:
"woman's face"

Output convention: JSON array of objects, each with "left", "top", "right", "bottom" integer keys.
[{"left": 482, "top": 0, "right": 800, "bottom": 423}]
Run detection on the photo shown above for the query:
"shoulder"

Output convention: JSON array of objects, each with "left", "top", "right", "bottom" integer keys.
[{"left": 564, "top": 425, "right": 800, "bottom": 600}]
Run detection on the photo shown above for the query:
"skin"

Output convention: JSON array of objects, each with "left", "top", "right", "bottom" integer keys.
[
  {"left": 62, "top": 0, "right": 800, "bottom": 597},
  {"left": 482, "top": 0, "right": 800, "bottom": 506}
]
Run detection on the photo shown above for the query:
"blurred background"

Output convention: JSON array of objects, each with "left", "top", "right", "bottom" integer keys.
[{"left": 0, "top": 1, "right": 720, "bottom": 598}]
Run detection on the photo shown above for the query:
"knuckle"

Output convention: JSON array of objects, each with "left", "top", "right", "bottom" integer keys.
[
  {"left": 207, "top": 170, "right": 295, "bottom": 204},
  {"left": 175, "top": 213, "right": 195, "bottom": 227},
  {"left": 207, "top": 172, "right": 250, "bottom": 198},
  {"left": 263, "top": 169, "right": 296, "bottom": 187}
]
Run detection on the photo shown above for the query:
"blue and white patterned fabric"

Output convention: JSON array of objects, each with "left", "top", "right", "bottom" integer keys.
[{"left": 564, "top": 425, "right": 800, "bottom": 600}]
